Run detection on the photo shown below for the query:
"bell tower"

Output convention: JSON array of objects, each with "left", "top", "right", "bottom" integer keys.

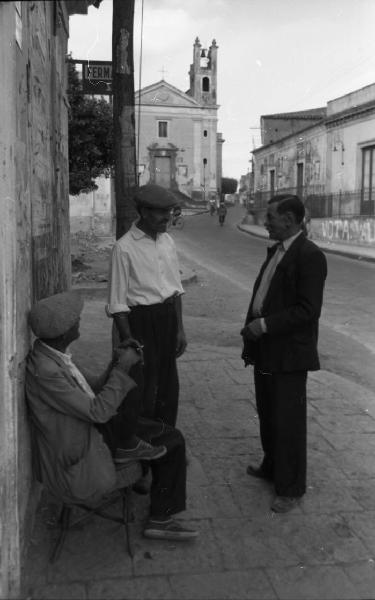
[{"left": 188, "top": 37, "right": 218, "bottom": 106}]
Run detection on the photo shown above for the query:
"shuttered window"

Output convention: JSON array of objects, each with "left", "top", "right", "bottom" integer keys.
[{"left": 361, "top": 146, "right": 375, "bottom": 215}]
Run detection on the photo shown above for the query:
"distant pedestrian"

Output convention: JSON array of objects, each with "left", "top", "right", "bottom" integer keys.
[
  {"left": 107, "top": 184, "right": 187, "bottom": 428},
  {"left": 240, "top": 194, "right": 327, "bottom": 513},
  {"left": 217, "top": 200, "right": 227, "bottom": 226},
  {"left": 171, "top": 205, "right": 182, "bottom": 226}
]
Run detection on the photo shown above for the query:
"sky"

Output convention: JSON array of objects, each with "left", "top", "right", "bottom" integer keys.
[{"left": 68, "top": 0, "right": 375, "bottom": 181}]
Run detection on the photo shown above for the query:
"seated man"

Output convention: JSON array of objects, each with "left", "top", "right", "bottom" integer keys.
[{"left": 26, "top": 291, "right": 198, "bottom": 541}]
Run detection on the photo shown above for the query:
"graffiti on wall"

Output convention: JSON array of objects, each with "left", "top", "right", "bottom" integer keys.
[{"left": 311, "top": 217, "right": 375, "bottom": 246}]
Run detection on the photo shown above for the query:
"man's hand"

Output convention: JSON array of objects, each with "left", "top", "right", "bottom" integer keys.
[
  {"left": 114, "top": 344, "right": 143, "bottom": 372},
  {"left": 176, "top": 329, "right": 187, "bottom": 358},
  {"left": 117, "top": 338, "right": 143, "bottom": 351},
  {"left": 240, "top": 319, "right": 264, "bottom": 341}
]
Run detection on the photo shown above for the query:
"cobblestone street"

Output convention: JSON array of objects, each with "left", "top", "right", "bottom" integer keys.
[{"left": 23, "top": 256, "right": 375, "bottom": 599}]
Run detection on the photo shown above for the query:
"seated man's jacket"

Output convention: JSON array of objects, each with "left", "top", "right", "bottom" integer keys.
[
  {"left": 243, "top": 234, "right": 327, "bottom": 373},
  {"left": 26, "top": 340, "right": 136, "bottom": 506}
]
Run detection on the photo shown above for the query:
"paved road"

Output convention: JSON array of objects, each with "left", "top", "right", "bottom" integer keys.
[{"left": 173, "top": 204, "right": 375, "bottom": 395}]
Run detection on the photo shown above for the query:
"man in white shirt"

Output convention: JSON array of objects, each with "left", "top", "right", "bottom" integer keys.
[{"left": 107, "top": 184, "right": 187, "bottom": 427}]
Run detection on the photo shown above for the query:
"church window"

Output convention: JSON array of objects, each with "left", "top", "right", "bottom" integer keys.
[
  {"left": 200, "top": 50, "right": 209, "bottom": 68},
  {"left": 202, "top": 77, "right": 210, "bottom": 92},
  {"left": 158, "top": 121, "right": 168, "bottom": 138}
]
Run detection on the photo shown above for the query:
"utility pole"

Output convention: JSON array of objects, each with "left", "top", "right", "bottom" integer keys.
[
  {"left": 112, "top": 0, "right": 137, "bottom": 239},
  {"left": 203, "top": 158, "right": 207, "bottom": 205}
]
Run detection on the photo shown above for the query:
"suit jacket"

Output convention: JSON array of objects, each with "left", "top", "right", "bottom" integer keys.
[
  {"left": 25, "top": 340, "right": 136, "bottom": 506},
  {"left": 242, "top": 234, "right": 327, "bottom": 373}
]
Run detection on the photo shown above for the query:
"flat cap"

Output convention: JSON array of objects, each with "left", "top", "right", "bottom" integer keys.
[
  {"left": 134, "top": 184, "right": 179, "bottom": 209},
  {"left": 29, "top": 291, "right": 84, "bottom": 339}
]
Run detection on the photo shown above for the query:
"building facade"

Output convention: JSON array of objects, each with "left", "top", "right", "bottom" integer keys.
[
  {"left": 135, "top": 37, "right": 223, "bottom": 204},
  {"left": 253, "top": 117, "right": 327, "bottom": 208},
  {"left": 251, "top": 84, "right": 375, "bottom": 247},
  {"left": 70, "top": 37, "right": 224, "bottom": 239}
]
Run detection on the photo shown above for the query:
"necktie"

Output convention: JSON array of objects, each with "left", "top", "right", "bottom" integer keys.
[{"left": 252, "top": 243, "right": 284, "bottom": 317}]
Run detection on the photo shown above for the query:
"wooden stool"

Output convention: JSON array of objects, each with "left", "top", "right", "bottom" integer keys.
[{"left": 49, "top": 461, "right": 142, "bottom": 563}]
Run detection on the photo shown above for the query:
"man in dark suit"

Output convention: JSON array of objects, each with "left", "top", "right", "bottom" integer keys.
[{"left": 241, "top": 194, "right": 327, "bottom": 513}]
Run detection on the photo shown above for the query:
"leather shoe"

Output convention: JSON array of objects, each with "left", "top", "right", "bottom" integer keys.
[
  {"left": 246, "top": 464, "right": 273, "bottom": 481},
  {"left": 143, "top": 519, "right": 199, "bottom": 541},
  {"left": 271, "top": 496, "right": 301, "bottom": 513},
  {"left": 114, "top": 440, "right": 166, "bottom": 464}
]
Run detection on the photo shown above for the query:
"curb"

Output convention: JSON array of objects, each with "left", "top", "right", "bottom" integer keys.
[
  {"left": 237, "top": 223, "right": 375, "bottom": 263},
  {"left": 181, "top": 270, "right": 198, "bottom": 285}
]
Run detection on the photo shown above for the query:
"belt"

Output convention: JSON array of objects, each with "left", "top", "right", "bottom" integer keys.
[
  {"left": 130, "top": 294, "right": 177, "bottom": 310},
  {"left": 162, "top": 294, "right": 177, "bottom": 305}
]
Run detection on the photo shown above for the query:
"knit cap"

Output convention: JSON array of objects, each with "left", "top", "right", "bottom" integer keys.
[{"left": 29, "top": 291, "right": 84, "bottom": 339}]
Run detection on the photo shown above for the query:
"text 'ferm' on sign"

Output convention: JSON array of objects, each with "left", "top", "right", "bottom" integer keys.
[{"left": 84, "top": 64, "right": 112, "bottom": 81}]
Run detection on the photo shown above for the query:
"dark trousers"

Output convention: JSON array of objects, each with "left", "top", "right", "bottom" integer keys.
[
  {"left": 254, "top": 369, "right": 307, "bottom": 497},
  {"left": 137, "top": 418, "right": 186, "bottom": 518},
  {"left": 97, "top": 399, "right": 186, "bottom": 518},
  {"left": 114, "top": 301, "right": 179, "bottom": 427},
  {"left": 97, "top": 364, "right": 142, "bottom": 447}
]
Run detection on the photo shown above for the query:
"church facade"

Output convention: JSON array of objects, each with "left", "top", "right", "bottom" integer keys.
[{"left": 135, "top": 38, "right": 224, "bottom": 204}]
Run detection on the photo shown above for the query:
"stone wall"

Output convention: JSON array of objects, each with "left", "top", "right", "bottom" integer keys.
[
  {"left": 0, "top": 2, "right": 71, "bottom": 596},
  {"left": 310, "top": 216, "right": 375, "bottom": 246},
  {"left": 70, "top": 176, "right": 115, "bottom": 236}
]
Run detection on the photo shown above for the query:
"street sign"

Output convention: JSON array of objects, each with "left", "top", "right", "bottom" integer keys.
[{"left": 73, "top": 60, "right": 113, "bottom": 95}]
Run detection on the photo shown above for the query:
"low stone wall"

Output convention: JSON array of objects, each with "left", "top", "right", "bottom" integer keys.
[
  {"left": 309, "top": 216, "right": 375, "bottom": 247},
  {"left": 248, "top": 208, "right": 375, "bottom": 248},
  {"left": 69, "top": 177, "right": 114, "bottom": 237}
]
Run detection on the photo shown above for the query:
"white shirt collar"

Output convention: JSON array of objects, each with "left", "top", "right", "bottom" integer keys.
[
  {"left": 130, "top": 221, "right": 165, "bottom": 242},
  {"left": 280, "top": 230, "right": 303, "bottom": 252},
  {"left": 130, "top": 221, "right": 146, "bottom": 240},
  {"left": 39, "top": 340, "right": 72, "bottom": 360}
]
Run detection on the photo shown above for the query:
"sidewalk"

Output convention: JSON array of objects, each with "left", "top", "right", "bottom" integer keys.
[
  {"left": 22, "top": 285, "right": 375, "bottom": 599},
  {"left": 238, "top": 221, "right": 375, "bottom": 262}
]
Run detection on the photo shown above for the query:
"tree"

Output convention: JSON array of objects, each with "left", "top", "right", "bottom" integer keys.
[
  {"left": 67, "top": 59, "right": 113, "bottom": 195},
  {"left": 221, "top": 177, "right": 238, "bottom": 195}
]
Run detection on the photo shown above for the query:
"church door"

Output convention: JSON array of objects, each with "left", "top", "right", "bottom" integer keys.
[{"left": 154, "top": 156, "right": 171, "bottom": 188}]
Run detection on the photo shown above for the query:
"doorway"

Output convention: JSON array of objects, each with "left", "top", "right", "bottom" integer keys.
[
  {"left": 269, "top": 169, "right": 275, "bottom": 197},
  {"left": 154, "top": 156, "right": 171, "bottom": 188},
  {"left": 297, "top": 162, "right": 304, "bottom": 198}
]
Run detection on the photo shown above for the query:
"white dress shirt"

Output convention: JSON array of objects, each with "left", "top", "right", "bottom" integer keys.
[
  {"left": 107, "top": 222, "right": 184, "bottom": 315},
  {"left": 252, "top": 243, "right": 285, "bottom": 317},
  {"left": 252, "top": 230, "right": 303, "bottom": 332}
]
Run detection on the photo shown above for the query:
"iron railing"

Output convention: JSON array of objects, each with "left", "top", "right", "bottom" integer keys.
[{"left": 249, "top": 187, "right": 375, "bottom": 218}]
